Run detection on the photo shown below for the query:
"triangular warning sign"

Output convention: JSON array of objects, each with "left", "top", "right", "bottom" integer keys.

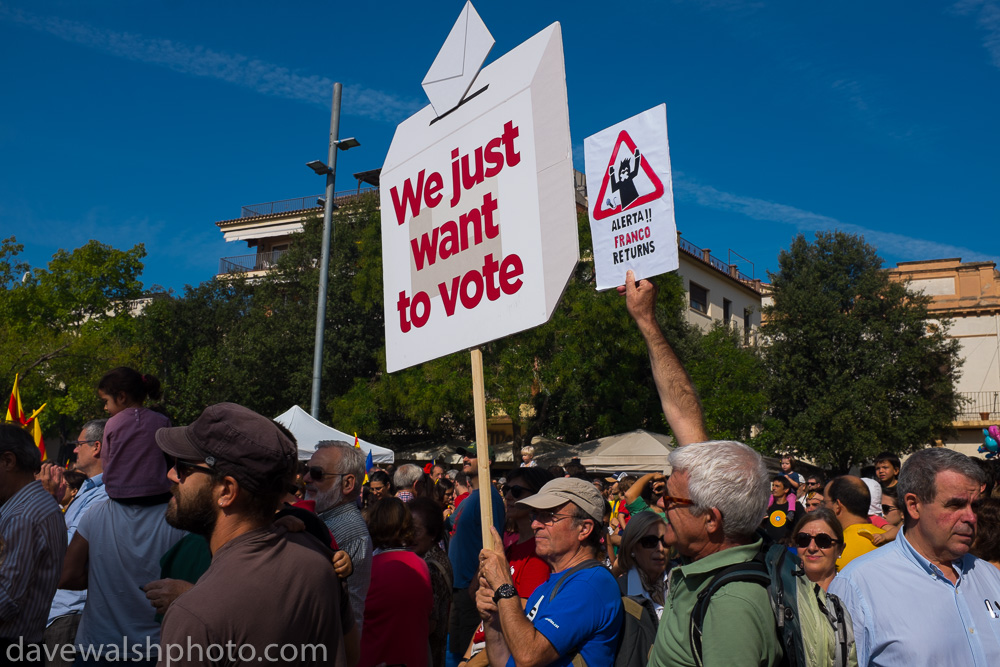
[{"left": 591, "top": 130, "right": 665, "bottom": 221}]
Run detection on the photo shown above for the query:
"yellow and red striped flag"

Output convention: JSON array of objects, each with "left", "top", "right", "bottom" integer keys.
[
  {"left": 5, "top": 373, "right": 25, "bottom": 425},
  {"left": 5, "top": 375, "right": 47, "bottom": 461}
]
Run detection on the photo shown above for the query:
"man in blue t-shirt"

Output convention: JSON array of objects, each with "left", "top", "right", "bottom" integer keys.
[
  {"left": 448, "top": 443, "right": 506, "bottom": 658},
  {"left": 476, "top": 477, "right": 622, "bottom": 667}
]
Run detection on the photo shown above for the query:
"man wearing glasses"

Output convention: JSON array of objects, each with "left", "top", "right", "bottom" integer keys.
[
  {"left": 475, "top": 477, "right": 623, "bottom": 666},
  {"left": 44, "top": 419, "right": 108, "bottom": 667},
  {"left": 155, "top": 403, "right": 353, "bottom": 667},
  {"left": 621, "top": 272, "right": 781, "bottom": 666},
  {"left": 303, "top": 440, "right": 372, "bottom": 637}
]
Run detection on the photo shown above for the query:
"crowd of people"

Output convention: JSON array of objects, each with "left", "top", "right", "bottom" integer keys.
[{"left": 2, "top": 269, "right": 1000, "bottom": 666}]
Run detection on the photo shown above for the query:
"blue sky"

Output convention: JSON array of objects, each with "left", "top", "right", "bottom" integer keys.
[{"left": 2, "top": 0, "right": 997, "bottom": 292}]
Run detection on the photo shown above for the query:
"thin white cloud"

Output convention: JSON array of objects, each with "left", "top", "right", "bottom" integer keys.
[
  {"left": 0, "top": 4, "right": 422, "bottom": 122},
  {"left": 953, "top": 0, "right": 1000, "bottom": 69},
  {"left": 674, "top": 176, "right": 994, "bottom": 263}
]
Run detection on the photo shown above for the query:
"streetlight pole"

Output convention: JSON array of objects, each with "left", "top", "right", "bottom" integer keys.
[{"left": 310, "top": 83, "right": 343, "bottom": 419}]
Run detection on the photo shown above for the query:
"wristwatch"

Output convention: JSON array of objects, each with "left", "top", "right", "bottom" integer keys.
[{"left": 492, "top": 583, "right": 518, "bottom": 603}]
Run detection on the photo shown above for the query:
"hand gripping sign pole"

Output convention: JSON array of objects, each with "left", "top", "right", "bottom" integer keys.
[{"left": 381, "top": 2, "right": 578, "bottom": 548}]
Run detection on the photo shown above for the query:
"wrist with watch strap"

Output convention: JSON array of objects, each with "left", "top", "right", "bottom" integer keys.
[{"left": 492, "top": 583, "right": 517, "bottom": 603}]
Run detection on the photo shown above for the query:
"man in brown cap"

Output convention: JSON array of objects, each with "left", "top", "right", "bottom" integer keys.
[
  {"left": 154, "top": 403, "right": 354, "bottom": 666},
  {"left": 475, "top": 477, "right": 622, "bottom": 666}
]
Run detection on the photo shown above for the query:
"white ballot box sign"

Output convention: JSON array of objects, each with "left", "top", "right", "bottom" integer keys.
[
  {"left": 381, "top": 23, "right": 578, "bottom": 373},
  {"left": 584, "top": 104, "right": 678, "bottom": 290}
]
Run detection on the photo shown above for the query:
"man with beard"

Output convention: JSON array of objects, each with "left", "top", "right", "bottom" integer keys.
[
  {"left": 304, "top": 440, "right": 372, "bottom": 638},
  {"left": 155, "top": 403, "right": 353, "bottom": 667}
]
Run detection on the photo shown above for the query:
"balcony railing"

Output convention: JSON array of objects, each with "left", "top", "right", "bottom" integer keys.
[
  {"left": 677, "top": 235, "right": 758, "bottom": 288},
  {"left": 219, "top": 250, "right": 286, "bottom": 275},
  {"left": 957, "top": 391, "right": 1000, "bottom": 421},
  {"left": 240, "top": 187, "right": 379, "bottom": 218}
]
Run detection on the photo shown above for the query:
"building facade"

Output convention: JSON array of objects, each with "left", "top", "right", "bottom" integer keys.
[{"left": 889, "top": 258, "right": 1000, "bottom": 456}]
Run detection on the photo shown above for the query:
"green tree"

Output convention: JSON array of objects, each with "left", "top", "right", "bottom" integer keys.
[
  {"left": 137, "top": 196, "right": 385, "bottom": 425},
  {"left": 759, "top": 231, "right": 962, "bottom": 471},
  {"left": 687, "top": 322, "right": 768, "bottom": 443},
  {"left": 0, "top": 238, "right": 146, "bottom": 441}
]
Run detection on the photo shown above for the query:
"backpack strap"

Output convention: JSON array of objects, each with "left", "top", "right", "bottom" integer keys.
[
  {"left": 550, "top": 559, "right": 604, "bottom": 601},
  {"left": 548, "top": 560, "right": 605, "bottom": 667},
  {"left": 689, "top": 554, "right": 770, "bottom": 667}
]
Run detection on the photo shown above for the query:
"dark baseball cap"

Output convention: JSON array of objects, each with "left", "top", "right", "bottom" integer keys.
[
  {"left": 455, "top": 442, "right": 496, "bottom": 461},
  {"left": 155, "top": 402, "right": 297, "bottom": 494}
]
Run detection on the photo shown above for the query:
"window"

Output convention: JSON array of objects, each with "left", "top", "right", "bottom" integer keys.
[
  {"left": 723, "top": 299, "right": 732, "bottom": 325},
  {"left": 690, "top": 282, "right": 708, "bottom": 315},
  {"left": 744, "top": 308, "right": 752, "bottom": 345}
]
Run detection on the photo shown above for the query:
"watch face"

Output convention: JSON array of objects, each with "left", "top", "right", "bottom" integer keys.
[{"left": 494, "top": 584, "right": 517, "bottom": 602}]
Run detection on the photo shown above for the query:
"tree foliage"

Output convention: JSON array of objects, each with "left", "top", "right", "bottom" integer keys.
[
  {"left": 2, "top": 202, "right": 774, "bottom": 458},
  {"left": 0, "top": 237, "right": 146, "bottom": 438},
  {"left": 759, "top": 231, "right": 962, "bottom": 471},
  {"left": 687, "top": 322, "right": 768, "bottom": 443},
  {"left": 137, "top": 196, "right": 385, "bottom": 425}
]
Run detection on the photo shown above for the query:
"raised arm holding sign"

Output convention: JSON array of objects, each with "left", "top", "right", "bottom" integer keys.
[{"left": 619, "top": 270, "right": 708, "bottom": 446}]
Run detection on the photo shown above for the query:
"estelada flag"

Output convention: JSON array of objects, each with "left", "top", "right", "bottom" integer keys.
[
  {"left": 5, "top": 373, "right": 26, "bottom": 425},
  {"left": 5, "top": 374, "right": 47, "bottom": 461}
]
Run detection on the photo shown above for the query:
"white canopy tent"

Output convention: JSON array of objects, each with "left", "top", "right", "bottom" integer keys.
[
  {"left": 541, "top": 430, "right": 675, "bottom": 474},
  {"left": 274, "top": 406, "right": 394, "bottom": 463}
]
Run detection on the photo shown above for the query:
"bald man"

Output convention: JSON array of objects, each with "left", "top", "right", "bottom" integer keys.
[{"left": 824, "top": 475, "right": 885, "bottom": 570}]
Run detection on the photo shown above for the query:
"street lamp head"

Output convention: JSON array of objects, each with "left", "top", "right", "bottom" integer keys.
[
  {"left": 306, "top": 160, "right": 331, "bottom": 175},
  {"left": 335, "top": 137, "right": 360, "bottom": 151}
]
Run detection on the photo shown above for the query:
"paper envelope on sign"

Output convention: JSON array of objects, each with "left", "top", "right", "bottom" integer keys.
[
  {"left": 421, "top": 1, "right": 495, "bottom": 116},
  {"left": 381, "top": 23, "right": 578, "bottom": 373}
]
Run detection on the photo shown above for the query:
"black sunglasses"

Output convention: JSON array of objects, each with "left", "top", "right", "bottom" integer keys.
[
  {"left": 881, "top": 504, "right": 900, "bottom": 515},
  {"left": 638, "top": 534, "right": 669, "bottom": 549},
  {"left": 306, "top": 466, "right": 344, "bottom": 481},
  {"left": 173, "top": 459, "right": 216, "bottom": 481},
  {"left": 501, "top": 484, "right": 533, "bottom": 499},
  {"left": 794, "top": 532, "right": 839, "bottom": 549}
]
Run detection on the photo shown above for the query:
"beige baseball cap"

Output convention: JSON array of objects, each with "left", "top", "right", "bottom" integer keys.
[{"left": 516, "top": 477, "right": 606, "bottom": 523}]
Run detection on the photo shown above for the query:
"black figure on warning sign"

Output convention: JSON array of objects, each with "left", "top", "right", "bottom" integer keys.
[{"left": 609, "top": 147, "right": 642, "bottom": 210}]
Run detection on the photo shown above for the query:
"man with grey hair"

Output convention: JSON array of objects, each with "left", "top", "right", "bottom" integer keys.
[
  {"left": 393, "top": 463, "right": 424, "bottom": 502},
  {"left": 304, "top": 440, "right": 372, "bottom": 635},
  {"left": 648, "top": 440, "right": 782, "bottom": 666},
  {"left": 476, "top": 477, "right": 623, "bottom": 665},
  {"left": 621, "top": 272, "right": 781, "bottom": 665},
  {"left": 0, "top": 423, "right": 66, "bottom": 664},
  {"left": 829, "top": 448, "right": 1000, "bottom": 665},
  {"left": 45, "top": 419, "right": 109, "bottom": 667}
]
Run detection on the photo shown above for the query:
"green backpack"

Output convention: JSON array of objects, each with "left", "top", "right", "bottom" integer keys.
[{"left": 690, "top": 539, "right": 857, "bottom": 667}]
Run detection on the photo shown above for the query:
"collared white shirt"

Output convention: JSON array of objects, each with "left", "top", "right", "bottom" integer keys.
[
  {"left": 829, "top": 528, "right": 1000, "bottom": 666},
  {"left": 625, "top": 567, "right": 666, "bottom": 619}
]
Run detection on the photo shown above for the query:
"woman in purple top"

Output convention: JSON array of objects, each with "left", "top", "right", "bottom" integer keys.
[{"left": 98, "top": 367, "right": 172, "bottom": 500}]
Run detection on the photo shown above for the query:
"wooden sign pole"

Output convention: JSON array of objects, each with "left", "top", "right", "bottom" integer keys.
[{"left": 470, "top": 347, "right": 494, "bottom": 548}]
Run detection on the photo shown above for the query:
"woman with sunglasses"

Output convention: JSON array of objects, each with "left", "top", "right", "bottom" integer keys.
[
  {"left": 615, "top": 511, "right": 672, "bottom": 619},
  {"left": 791, "top": 508, "right": 845, "bottom": 591}
]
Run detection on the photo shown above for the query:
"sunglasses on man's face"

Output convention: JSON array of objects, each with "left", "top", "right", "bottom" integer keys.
[
  {"left": 305, "top": 466, "right": 344, "bottom": 481},
  {"left": 794, "top": 532, "right": 839, "bottom": 549},
  {"left": 173, "top": 459, "right": 215, "bottom": 481},
  {"left": 638, "top": 534, "right": 669, "bottom": 549},
  {"left": 501, "top": 484, "right": 532, "bottom": 499}
]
